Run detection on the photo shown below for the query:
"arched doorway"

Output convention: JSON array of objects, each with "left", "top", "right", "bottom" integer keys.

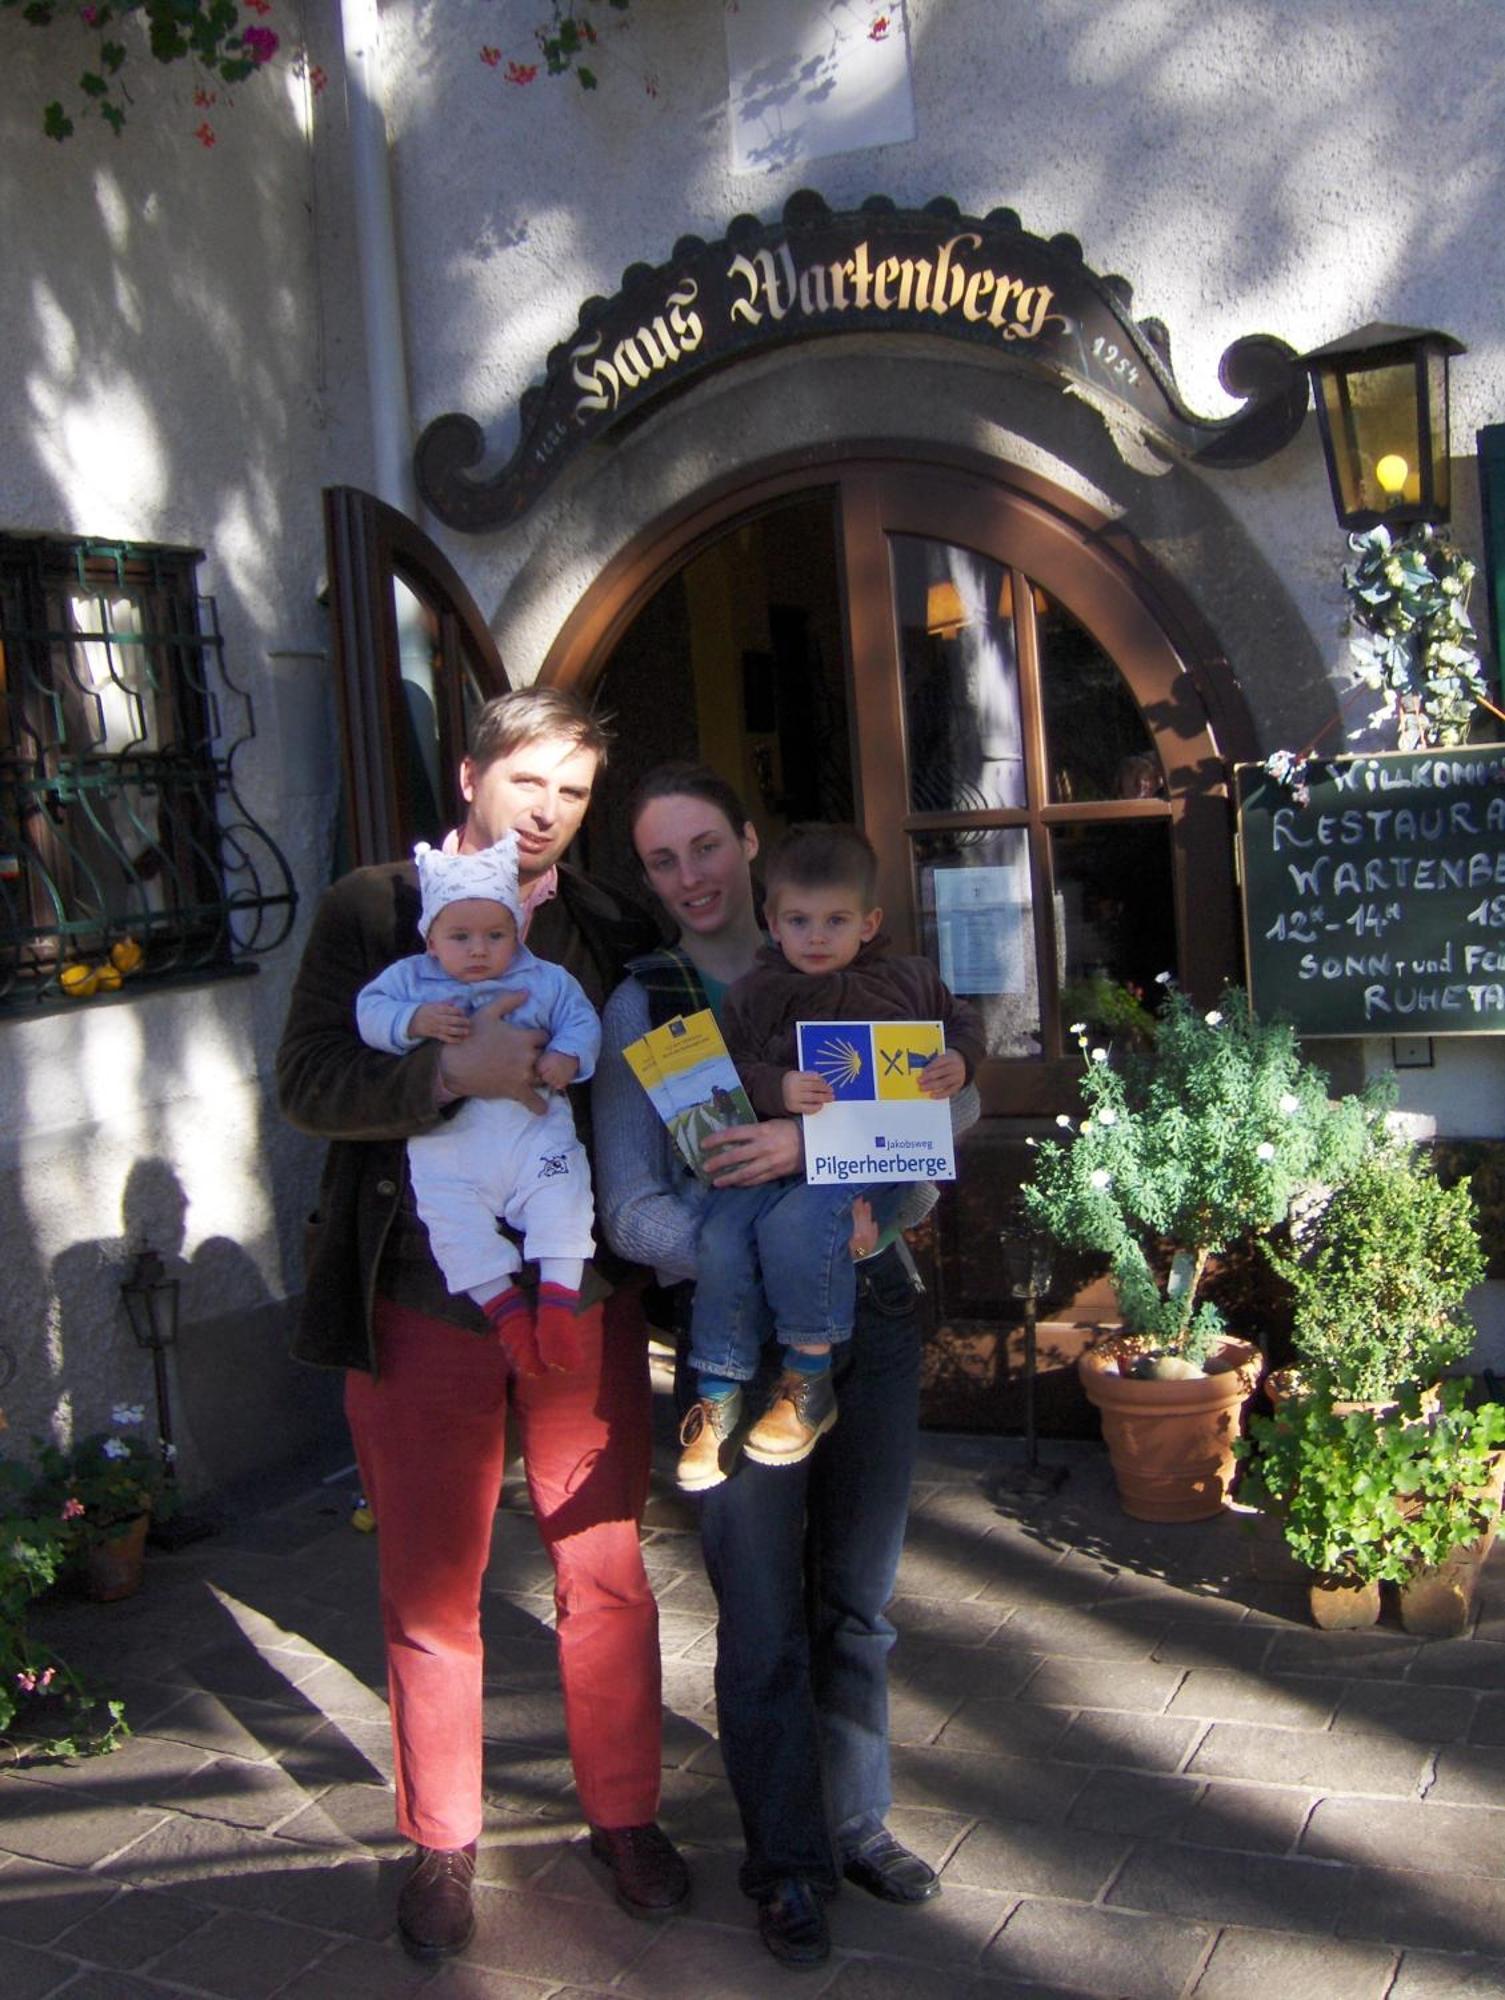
[{"left": 553, "top": 457, "right": 1250, "bottom": 1412}]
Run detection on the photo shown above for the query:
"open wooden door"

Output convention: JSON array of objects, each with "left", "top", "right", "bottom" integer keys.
[{"left": 322, "top": 488, "right": 511, "bottom": 871}]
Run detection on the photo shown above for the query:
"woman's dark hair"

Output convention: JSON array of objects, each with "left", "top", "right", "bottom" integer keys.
[{"left": 626, "top": 762, "right": 754, "bottom": 845}]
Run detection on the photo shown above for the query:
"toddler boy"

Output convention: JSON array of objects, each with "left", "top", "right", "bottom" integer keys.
[{"left": 677, "top": 824, "right": 983, "bottom": 1488}]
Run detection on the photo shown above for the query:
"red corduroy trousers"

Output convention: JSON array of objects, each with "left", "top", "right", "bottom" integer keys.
[{"left": 345, "top": 1288, "right": 661, "bottom": 1851}]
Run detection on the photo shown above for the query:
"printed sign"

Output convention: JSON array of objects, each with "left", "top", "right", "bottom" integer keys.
[{"left": 796, "top": 1019, "right": 957, "bottom": 1187}]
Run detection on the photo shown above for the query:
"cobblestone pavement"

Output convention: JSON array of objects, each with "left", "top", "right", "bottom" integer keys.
[{"left": 5, "top": 1396, "right": 1505, "bottom": 1999}]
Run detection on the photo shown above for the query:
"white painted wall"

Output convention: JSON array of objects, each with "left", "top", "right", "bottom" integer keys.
[
  {"left": 2, "top": 0, "right": 1502, "bottom": 1463},
  {"left": 0, "top": 2, "right": 364, "bottom": 1468}
]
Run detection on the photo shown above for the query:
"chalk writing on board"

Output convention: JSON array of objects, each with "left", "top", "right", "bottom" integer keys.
[{"left": 1236, "top": 751, "right": 1505, "bottom": 1037}]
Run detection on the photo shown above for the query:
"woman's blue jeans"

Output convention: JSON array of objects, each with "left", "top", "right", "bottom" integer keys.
[{"left": 694, "top": 1241, "right": 924, "bottom": 1897}]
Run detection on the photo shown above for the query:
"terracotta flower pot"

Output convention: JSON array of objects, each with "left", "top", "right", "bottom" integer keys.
[
  {"left": 84, "top": 1514, "right": 149, "bottom": 1602},
  {"left": 1308, "top": 1574, "right": 1382, "bottom": 1629},
  {"left": 1396, "top": 1450, "right": 1505, "bottom": 1638},
  {"left": 1079, "top": 1335, "right": 1264, "bottom": 1522}
]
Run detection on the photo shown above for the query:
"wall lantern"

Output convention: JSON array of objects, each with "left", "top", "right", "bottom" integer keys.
[{"left": 1299, "top": 322, "right": 1466, "bottom": 531}]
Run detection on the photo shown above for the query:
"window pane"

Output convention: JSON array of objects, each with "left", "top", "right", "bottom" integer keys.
[
  {"left": 1052, "top": 821, "right": 1177, "bottom": 1035},
  {"left": 914, "top": 828, "right": 1039, "bottom": 1059},
  {"left": 1038, "top": 593, "right": 1161, "bottom": 804},
  {"left": 892, "top": 535, "right": 1025, "bottom": 813}
]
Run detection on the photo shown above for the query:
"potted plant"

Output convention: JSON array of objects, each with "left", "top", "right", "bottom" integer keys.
[
  {"left": 1022, "top": 980, "right": 1381, "bottom": 1520},
  {"left": 1238, "top": 1381, "right": 1505, "bottom": 1632},
  {"left": 1, "top": 1447, "right": 129, "bottom": 1758},
  {"left": 28, "top": 1405, "right": 166, "bottom": 1601},
  {"left": 1265, "top": 1143, "right": 1486, "bottom": 1410}
]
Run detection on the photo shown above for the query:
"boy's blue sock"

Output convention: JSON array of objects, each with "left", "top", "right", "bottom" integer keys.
[
  {"left": 697, "top": 1374, "right": 741, "bottom": 1402},
  {"left": 782, "top": 1347, "right": 831, "bottom": 1376}
]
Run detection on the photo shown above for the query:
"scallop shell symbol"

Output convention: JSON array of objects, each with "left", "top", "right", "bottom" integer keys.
[{"left": 813, "top": 1036, "right": 864, "bottom": 1093}]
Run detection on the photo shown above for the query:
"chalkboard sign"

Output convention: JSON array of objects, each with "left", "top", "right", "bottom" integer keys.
[{"left": 1236, "top": 749, "right": 1505, "bottom": 1036}]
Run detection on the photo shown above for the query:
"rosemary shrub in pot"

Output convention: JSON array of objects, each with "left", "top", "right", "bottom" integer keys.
[{"left": 1022, "top": 981, "right": 1383, "bottom": 1520}]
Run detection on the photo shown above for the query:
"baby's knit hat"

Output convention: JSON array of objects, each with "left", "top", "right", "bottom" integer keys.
[{"left": 415, "top": 831, "right": 523, "bottom": 938}]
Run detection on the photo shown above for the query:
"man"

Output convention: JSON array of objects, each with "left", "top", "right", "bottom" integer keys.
[{"left": 277, "top": 688, "right": 686, "bottom": 1962}]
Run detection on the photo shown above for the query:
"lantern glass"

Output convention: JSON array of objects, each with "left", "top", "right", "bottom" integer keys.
[{"left": 1302, "top": 325, "right": 1463, "bottom": 532}]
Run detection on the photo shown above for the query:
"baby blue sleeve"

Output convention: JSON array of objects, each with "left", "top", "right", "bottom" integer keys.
[
  {"left": 355, "top": 961, "right": 423, "bottom": 1054},
  {"left": 543, "top": 965, "right": 603, "bottom": 1082}
]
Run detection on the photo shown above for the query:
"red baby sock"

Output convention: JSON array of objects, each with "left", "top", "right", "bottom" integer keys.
[
  {"left": 534, "top": 1281, "right": 585, "bottom": 1373},
  {"left": 482, "top": 1286, "right": 544, "bottom": 1378}
]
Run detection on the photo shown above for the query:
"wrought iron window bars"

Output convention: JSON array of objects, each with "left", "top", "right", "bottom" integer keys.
[{"left": 0, "top": 535, "right": 296, "bottom": 1008}]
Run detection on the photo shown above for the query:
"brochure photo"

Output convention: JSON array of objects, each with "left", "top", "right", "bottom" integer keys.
[{"left": 620, "top": 1008, "right": 756, "bottom": 1182}]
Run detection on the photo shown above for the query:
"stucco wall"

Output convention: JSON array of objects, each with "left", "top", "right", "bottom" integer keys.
[
  {"left": 0, "top": 1, "right": 364, "bottom": 1477},
  {"left": 381, "top": 0, "right": 1502, "bottom": 672}
]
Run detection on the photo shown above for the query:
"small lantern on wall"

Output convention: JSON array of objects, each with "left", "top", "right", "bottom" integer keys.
[{"left": 1299, "top": 322, "right": 1466, "bottom": 530}]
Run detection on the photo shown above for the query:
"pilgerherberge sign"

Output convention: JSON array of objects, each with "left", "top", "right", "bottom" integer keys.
[{"left": 416, "top": 191, "right": 1306, "bottom": 531}]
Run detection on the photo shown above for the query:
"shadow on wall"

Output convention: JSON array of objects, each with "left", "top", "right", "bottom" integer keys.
[{"left": 48, "top": 1156, "right": 343, "bottom": 1504}]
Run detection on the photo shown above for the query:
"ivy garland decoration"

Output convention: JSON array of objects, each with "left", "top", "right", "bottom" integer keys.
[{"left": 1342, "top": 521, "right": 1487, "bottom": 748}]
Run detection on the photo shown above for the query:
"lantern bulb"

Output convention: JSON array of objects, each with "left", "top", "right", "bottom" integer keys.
[{"left": 1375, "top": 453, "right": 1410, "bottom": 497}]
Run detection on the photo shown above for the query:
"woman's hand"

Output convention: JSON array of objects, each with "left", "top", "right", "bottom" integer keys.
[
  {"left": 701, "top": 1118, "right": 803, "bottom": 1187},
  {"left": 847, "top": 1196, "right": 879, "bottom": 1259}
]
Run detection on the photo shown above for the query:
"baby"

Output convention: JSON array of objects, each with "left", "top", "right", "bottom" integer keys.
[
  {"left": 356, "top": 831, "right": 600, "bottom": 1372},
  {"left": 677, "top": 823, "right": 983, "bottom": 1489}
]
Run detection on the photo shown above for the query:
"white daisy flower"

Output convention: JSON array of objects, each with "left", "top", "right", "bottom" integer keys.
[
  {"left": 101, "top": 1438, "right": 130, "bottom": 1461},
  {"left": 1055, "top": 1114, "right": 1072, "bottom": 1128},
  {"left": 1278, "top": 1093, "right": 1300, "bottom": 1115},
  {"left": 111, "top": 1403, "right": 145, "bottom": 1427},
  {"left": 1256, "top": 1142, "right": 1276, "bottom": 1162},
  {"left": 1089, "top": 1169, "right": 1112, "bottom": 1190},
  {"left": 1068, "top": 1021, "right": 1087, "bottom": 1037},
  {"left": 1204, "top": 1009, "right": 1223, "bottom": 1026},
  {"left": 1155, "top": 970, "right": 1173, "bottom": 985},
  {"left": 1090, "top": 1047, "right": 1108, "bottom": 1064},
  {"left": 1097, "top": 1108, "right": 1117, "bottom": 1126}
]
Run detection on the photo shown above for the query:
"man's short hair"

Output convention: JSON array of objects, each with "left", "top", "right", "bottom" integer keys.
[
  {"left": 764, "top": 823, "right": 879, "bottom": 908},
  {"left": 466, "top": 687, "right": 613, "bottom": 774}
]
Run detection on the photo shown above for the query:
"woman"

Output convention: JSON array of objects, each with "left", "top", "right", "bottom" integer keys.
[{"left": 593, "top": 764, "right": 980, "bottom": 1967}]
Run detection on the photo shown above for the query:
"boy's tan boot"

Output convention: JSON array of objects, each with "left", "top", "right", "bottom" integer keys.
[
  {"left": 743, "top": 1370, "right": 837, "bottom": 1466},
  {"left": 676, "top": 1390, "right": 743, "bottom": 1491}
]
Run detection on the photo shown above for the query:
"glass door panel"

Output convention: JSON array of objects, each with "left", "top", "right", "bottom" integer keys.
[
  {"left": 890, "top": 535, "right": 1026, "bottom": 813},
  {"left": 1052, "top": 821, "right": 1178, "bottom": 1036},
  {"left": 913, "top": 828, "right": 1040, "bottom": 1058},
  {"left": 1037, "top": 592, "right": 1164, "bottom": 805}
]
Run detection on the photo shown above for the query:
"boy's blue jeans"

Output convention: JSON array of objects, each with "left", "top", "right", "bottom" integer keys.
[{"left": 688, "top": 1176, "right": 894, "bottom": 1380}]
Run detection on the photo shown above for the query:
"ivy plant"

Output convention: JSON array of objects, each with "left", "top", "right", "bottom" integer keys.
[
  {"left": 1238, "top": 1379, "right": 1505, "bottom": 1587},
  {"left": 1343, "top": 522, "right": 1488, "bottom": 747},
  {"left": 1022, "top": 981, "right": 1384, "bottom": 1367}
]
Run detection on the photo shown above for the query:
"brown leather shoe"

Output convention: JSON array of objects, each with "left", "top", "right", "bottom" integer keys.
[
  {"left": 397, "top": 1841, "right": 476, "bottom": 1960},
  {"left": 743, "top": 1369, "right": 837, "bottom": 1466},
  {"left": 676, "top": 1390, "right": 743, "bottom": 1491},
  {"left": 588, "top": 1822, "right": 690, "bottom": 1916}
]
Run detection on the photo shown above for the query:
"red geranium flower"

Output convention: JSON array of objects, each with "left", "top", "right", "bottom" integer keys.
[
  {"left": 504, "top": 59, "right": 538, "bottom": 85},
  {"left": 480, "top": 45, "right": 502, "bottom": 67},
  {"left": 194, "top": 121, "right": 217, "bottom": 147},
  {"left": 870, "top": 13, "right": 891, "bottom": 39}
]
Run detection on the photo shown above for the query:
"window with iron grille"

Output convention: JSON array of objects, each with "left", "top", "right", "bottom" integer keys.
[{"left": 0, "top": 535, "right": 297, "bottom": 1009}]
